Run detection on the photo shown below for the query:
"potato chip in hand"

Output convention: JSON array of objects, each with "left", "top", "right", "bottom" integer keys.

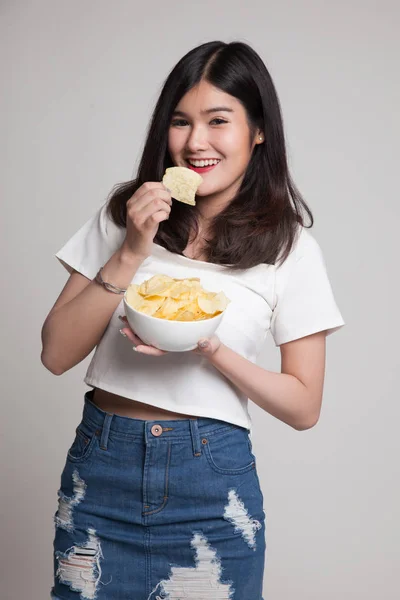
[{"left": 162, "top": 167, "right": 203, "bottom": 206}]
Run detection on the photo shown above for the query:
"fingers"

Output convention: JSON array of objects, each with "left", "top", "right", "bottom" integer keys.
[
  {"left": 134, "top": 181, "right": 168, "bottom": 200},
  {"left": 120, "top": 326, "right": 165, "bottom": 355},
  {"left": 133, "top": 187, "right": 172, "bottom": 212},
  {"left": 119, "top": 318, "right": 167, "bottom": 356},
  {"left": 130, "top": 182, "right": 172, "bottom": 210},
  {"left": 148, "top": 210, "right": 170, "bottom": 226},
  {"left": 119, "top": 326, "right": 143, "bottom": 345},
  {"left": 139, "top": 197, "right": 171, "bottom": 225},
  {"left": 193, "top": 335, "right": 222, "bottom": 356},
  {"left": 134, "top": 344, "right": 167, "bottom": 356},
  {"left": 126, "top": 185, "right": 172, "bottom": 230}
]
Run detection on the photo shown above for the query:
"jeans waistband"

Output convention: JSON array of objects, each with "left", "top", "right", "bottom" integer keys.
[{"left": 82, "top": 389, "right": 241, "bottom": 454}]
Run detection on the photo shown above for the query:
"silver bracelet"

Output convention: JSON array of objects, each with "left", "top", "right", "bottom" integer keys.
[{"left": 94, "top": 268, "right": 127, "bottom": 295}]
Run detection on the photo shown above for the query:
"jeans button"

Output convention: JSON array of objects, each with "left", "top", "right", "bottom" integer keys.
[{"left": 151, "top": 424, "right": 163, "bottom": 437}]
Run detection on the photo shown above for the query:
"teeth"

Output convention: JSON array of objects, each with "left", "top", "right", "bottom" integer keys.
[{"left": 188, "top": 159, "right": 220, "bottom": 167}]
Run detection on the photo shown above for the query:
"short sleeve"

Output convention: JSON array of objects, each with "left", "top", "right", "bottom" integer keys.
[
  {"left": 270, "top": 229, "right": 345, "bottom": 346},
  {"left": 55, "top": 202, "right": 125, "bottom": 280}
]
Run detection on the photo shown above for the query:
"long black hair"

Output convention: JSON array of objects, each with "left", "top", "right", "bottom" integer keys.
[{"left": 107, "top": 41, "right": 313, "bottom": 268}]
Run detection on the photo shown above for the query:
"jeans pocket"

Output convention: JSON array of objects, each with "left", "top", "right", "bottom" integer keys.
[
  {"left": 67, "top": 421, "right": 98, "bottom": 464},
  {"left": 203, "top": 427, "right": 255, "bottom": 475}
]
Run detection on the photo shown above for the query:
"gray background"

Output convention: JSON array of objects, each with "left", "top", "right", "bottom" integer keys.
[{"left": 1, "top": 0, "right": 399, "bottom": 598}]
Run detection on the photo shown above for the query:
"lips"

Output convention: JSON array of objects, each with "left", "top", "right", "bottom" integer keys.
[
  {"left": 187, "top": 159, "right": 221, "bottom": 168},
  {"left": 186, "top": 159, "right": 221, "bottom": 174}
]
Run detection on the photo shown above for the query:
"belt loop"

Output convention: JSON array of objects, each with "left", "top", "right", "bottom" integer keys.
[
  {"left": 189, "top": 418, "right": 201, "bottom": 457},
  {"left": 100, "top": 413, "right": 113, "bottom": 450}
]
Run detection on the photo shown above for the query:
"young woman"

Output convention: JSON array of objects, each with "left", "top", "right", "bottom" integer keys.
[{"left": 42, "top": 40, "right": 345, "bottom": 600}]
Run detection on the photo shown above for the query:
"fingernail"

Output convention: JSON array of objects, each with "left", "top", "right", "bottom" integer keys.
[
  {"left": 198, "top": 340, "right": 209, "bottom": 349},
  {"left": 132, "top": 345, "right": 138, "bottom": 351},
  {"left": 120, "top": 329, "right": 127, "bottom": 337}
]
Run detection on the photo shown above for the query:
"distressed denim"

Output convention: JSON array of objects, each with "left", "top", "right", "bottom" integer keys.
[{"left": 51, "top": 389, "right": 266, "bottom": 599}]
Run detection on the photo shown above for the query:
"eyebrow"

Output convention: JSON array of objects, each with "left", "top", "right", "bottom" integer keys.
[{"left": 172, "top": 106, "right": 234, "bottom": 117}]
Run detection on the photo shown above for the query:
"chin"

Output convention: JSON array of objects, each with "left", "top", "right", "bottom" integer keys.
[
  {"left": 196, "top": 184, "right": 225, "bottom": 197},
  {"left": 196, "top": 190, "right": 214, "bottom": 199}
]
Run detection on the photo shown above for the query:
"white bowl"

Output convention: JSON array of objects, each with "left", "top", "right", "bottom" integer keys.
[{"left": 123, "top": 295, "right": 225, "bottom": 352}]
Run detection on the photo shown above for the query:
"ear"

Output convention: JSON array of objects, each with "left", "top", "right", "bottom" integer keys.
[{"left": 254, "top": 130, "right": 264, "bottom": 145}]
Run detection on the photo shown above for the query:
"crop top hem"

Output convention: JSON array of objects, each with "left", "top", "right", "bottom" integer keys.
[{"left": 84, "top": 376, "right": 252, "bottom": 431}]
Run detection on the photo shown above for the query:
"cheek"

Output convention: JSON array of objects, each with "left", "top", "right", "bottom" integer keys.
[
  {"left": 167, "top": 130, "right": 181, "bottom": 157},
  {"left": 216, "top": 130, "right": 251, "bottom": 165}
]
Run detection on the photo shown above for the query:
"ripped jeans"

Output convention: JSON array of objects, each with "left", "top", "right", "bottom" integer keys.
[{"left": 51, "top": 389, "right": 266, "bottom": 599}]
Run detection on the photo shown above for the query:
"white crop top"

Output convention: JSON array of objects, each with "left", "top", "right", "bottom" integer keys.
[{"left": 55, "top": 202, "right": 345, "bottom": 431}]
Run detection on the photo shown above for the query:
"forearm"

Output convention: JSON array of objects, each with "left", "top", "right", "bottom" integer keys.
[
  {"left": 208, "top": 343, "right": 316, "bottom": 430},
  {"left": 41, "top": 249, "right": 143, "bottom": 374}
]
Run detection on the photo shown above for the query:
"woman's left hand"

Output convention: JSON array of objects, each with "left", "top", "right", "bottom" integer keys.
[
  {"left": 119, "top": 316, "right": 221, "bottom": 357},
  {"left": 193, "top": 334, "right": 221, "bottom": 356}
]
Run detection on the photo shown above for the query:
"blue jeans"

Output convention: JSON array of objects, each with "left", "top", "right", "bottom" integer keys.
[{"left": 51, "top": 390, "right": 266, "bottom": 599}]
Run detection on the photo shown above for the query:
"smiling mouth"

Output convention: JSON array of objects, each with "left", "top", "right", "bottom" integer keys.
[
  {"left": 186, "top": 158, "right": 221, "bottom": 172},
  {"left": 187, "top": 158, "right": 221, "bottom": 168}
]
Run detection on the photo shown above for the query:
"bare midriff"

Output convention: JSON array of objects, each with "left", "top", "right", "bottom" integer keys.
[{"left": 92, "top": 388, "right": 197, "bottom": 420}]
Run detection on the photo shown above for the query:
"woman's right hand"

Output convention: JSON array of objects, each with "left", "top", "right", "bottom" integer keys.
[{"left": 121, "top": 182, "right": 172, "bottom": 260}]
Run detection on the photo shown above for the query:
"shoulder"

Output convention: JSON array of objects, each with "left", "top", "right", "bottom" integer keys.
[
  {"left": 99, "top": 201, "right": 125, "bottom": 237},
  {"left": 82, "top": 201, "right": 126, "bottom": 252},
  {"left": 275, "top": 224, "right": 319, "bottom": 273},
  {"left": 292, "top": 225, "right": 323, "bottom": 262},
  {"left": 273, "top": 226, "right": 325, "bottom": 303},
  {"left": 55, "top": 201, "right": 126, "bottom": 280}
]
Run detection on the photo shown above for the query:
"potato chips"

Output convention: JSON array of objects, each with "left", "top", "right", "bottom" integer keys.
[
  {"left": 162, "top": 167, "right": 203, "bottom": 206},
  {"left": 126, "top": 274, "right": 229, "bottom": 321}
]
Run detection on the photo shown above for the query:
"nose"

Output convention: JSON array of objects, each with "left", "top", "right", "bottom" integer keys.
[{"left": 186, "top": 125, "right": 208, "bottom": 153}]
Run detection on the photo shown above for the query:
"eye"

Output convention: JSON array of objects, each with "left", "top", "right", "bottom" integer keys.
[
  {"left": 171, "top": 119, "right": 189, "bottom": 127},
  {"left": 210, "top": 118, "right": 228, "bottom": 125}
]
